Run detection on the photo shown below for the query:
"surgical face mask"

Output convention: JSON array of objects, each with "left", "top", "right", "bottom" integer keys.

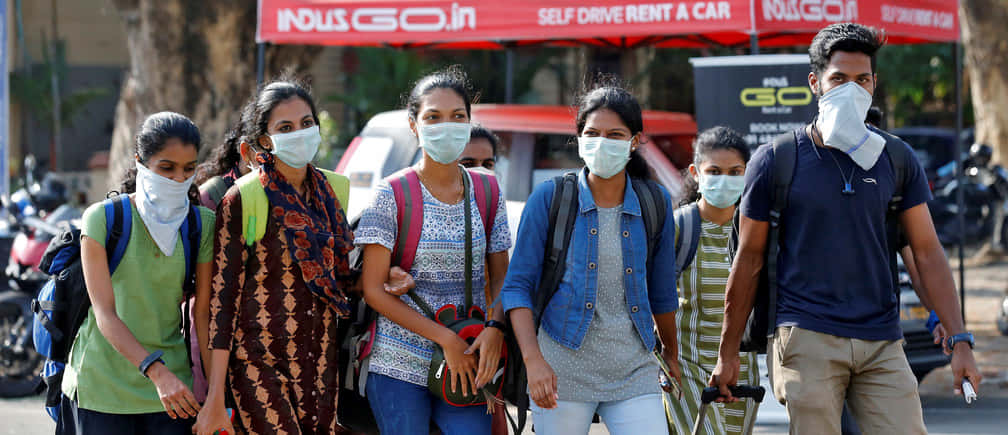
[
  {"left": 698, "top": 173, "right": 745, "bottom": 209},
  {"left": 817, "top": 82, "right": 885, "bottom": 170},
  {"left": 578, "top": 136, "right": 631, "bottom": 179},
  {"left": 418, "top": 122, "right": 472, "bottom": 164},
  {"left": 134, "top": 161, "right": 195, "bottom": 256},
  {"left": 269, "top": 125, "right": 321, "bottom": 169}
]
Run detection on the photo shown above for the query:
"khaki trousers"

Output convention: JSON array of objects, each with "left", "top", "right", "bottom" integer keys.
[{"left": 767, "top": 326, "right": 927, "bottom": 435}]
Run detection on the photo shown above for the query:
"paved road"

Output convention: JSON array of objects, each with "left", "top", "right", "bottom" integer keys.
[{"left": 2, "top": 393, "right": 1005, "bottom": 434}]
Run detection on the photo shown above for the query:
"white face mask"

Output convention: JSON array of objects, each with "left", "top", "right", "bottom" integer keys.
[
  {"left": 699, "top": 174, "right": 745, "bottom": 209},
  {"left": 817, "top": 82, "right": 885, "bottom": 170},
  {"left": 134, "top": 161, "right": 194, "bottom": 256},
  {"left": 269, "top": 125, "right": 321, "bottom": 169},
  {"left": 578, "top": 136, "right": 631, "bottom": 179},
  {"left": 419, "top": 122, "right": 472, "bottom": 164}
]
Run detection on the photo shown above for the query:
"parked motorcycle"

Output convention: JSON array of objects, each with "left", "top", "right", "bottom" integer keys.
[
  {"left": 929, "top": 144, "right": 1008, "bottom": 247},
  {"left": 0, "top": 157, "right": 78, "bottom": 398}
]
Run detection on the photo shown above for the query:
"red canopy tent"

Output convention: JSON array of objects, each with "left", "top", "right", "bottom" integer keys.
[
  {"left": 255, "top": 0, "right": 969, "bottom": 317},
  {"left": 256, "top": 0, "right": 958, "bottom": 49}
]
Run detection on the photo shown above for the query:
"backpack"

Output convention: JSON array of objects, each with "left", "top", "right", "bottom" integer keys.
[
  {"left": 739, "top": 128, "right": 910, "bottom": 353},
  {"left": 32, "top": 194, "right": 201, "bottom": 422},
  {"left": 234, "top": 168, "right": 349, "bottom": 246},
  {"left": 673, "top": 202, "right": 739, "bottom": 286},
  {"left": 199, "top": 175, "right": 232, "bottom": 209},
  {"left": 500, "top": 172, "right": 668, "bottom": 434},
  {"left": 335, "top": 167, "right": 499, "bottom": 431}
]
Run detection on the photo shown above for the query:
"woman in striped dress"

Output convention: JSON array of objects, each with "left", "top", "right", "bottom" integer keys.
[{"left": 669, "top": 127, "right": 757, "bottom": 434}]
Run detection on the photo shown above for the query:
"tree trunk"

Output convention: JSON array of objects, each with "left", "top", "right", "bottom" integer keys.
[
  {"left": 106, "top": 0, "right": 321, "bottom": 190},
  {"left": 961, "top": 0, "right": 1008, "bottom": 165}
]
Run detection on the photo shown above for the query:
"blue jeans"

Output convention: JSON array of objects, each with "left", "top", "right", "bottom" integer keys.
[
  {"left": 366, "top": 372, "right": 491, "bottom": 435},
  {"left": 531, "top": 393, "right": 668, "bottom": 435}
]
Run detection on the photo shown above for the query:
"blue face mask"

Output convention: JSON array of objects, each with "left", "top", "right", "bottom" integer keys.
[
  {"left": 419, "top": 122, "right": 472, "bottom": 164},
  {"left": 699, "top": 174, "right": 745, "bottom": 209},
  {"left": 269, "top": 125, "right": 321, "bottom": 169}
]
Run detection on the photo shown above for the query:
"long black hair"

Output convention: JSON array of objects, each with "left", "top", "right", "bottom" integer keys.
[
  {"left": 117, "top": 111, "right": 202, "bottom": 204},
  {"left": 574, "top": 79, "right": 651, "bottom": 180},
  {"left": 404, "top": 65, "right": 476, "bottom": 122},
  {"left": 679, "top": 126, "right": 750, "bottom": 206},
  {"left": 195, "top": 118, "right": 244, "bottom": 185},
  {"left": 242, "top": 76, "right": 319, "bottom": 155}
]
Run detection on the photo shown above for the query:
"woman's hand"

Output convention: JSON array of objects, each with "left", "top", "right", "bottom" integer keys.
[
  {"left": 148, "top": 363, "right": 200, "bottom": 419},
  {"left": 468, "top": 327, "right": 504, "bottom": 388},
  {"left": 383, "top": 266, "right": 415, "bottom": 296},
  {"left": 525, "top": 355, "right": 558, "bottom": 409},
  {"left": 440, "top": 333, "right": 478, "bottom": 397},
  {"left": 661, "top": 348, "right": 682, "bottom": 386},
  {"left": 194, "top": 401, "right": 234, "bottom": 435}
]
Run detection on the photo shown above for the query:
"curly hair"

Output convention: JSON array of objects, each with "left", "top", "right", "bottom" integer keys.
[{"left": 195, "top": 119, "right": 244, "bottom": 185}]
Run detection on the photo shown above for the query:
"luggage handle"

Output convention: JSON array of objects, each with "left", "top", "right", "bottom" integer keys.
[{"left": 700, "top": 385, "right": 765, "bottom": 404}]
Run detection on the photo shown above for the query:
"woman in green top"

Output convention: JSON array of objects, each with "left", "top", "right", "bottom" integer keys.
[
  {"left": 59, "top": 112, "right": 215, "bottom": 435},
  {"left": 668, "top": 127, "right": 757, "bottom": 435}
]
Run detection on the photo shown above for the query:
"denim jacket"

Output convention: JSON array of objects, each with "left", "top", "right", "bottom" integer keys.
[{"left": 500, "top": 169, "right": 678, "bottom": 351}]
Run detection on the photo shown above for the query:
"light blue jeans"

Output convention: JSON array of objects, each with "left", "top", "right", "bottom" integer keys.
[{"left": 530, "top": 393, "right": 668, "bottom": 435}]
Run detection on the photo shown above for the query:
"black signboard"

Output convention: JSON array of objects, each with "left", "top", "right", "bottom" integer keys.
[{"left": 690, "top": 54, "right": 818, "bottom": 148}]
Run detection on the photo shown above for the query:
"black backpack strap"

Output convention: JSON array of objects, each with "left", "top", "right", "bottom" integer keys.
[
  {"left": 673, "top": 202, "right": 701, "bottom": 283},
  {"left": 765, "top": 131, "right": 798, "bottom": 338},
  {"left": 533, "top": 173, "right": 579, "bottom": 327},
  {"left": 630, "top": 178, "right": 667, "bottom": 280},
  {"left": 874, "top": 127, "right": 911, "bottom": 290},
  {"left": 180, "top": 204, "right": 202, "bottom": 370}
]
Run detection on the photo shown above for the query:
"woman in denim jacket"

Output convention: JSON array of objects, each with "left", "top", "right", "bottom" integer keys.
[{"left": 499, "top": 82, "right": 679, "bottom": 435}]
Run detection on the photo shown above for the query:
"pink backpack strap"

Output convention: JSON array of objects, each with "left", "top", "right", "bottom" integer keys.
[
  {"left": 466, "top": 169, "right": 499, "bottom": 244},
  {"left": 388, "top": 168, "right": 424, "bottom": 272}
]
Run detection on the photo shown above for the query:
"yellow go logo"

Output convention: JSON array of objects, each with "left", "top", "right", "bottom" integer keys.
[{"left": 740, "top": 87, "right": 812, "bottom": 107}]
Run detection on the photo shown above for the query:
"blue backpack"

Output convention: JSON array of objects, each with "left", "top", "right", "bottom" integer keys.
[{"left": 31, "top": 194, "right": 201, "bottom": 421}]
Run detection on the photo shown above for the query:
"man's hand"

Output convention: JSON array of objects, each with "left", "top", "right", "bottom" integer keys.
[
  {"left": 709, "top": 353, "right": 741, "bottom": 403},
  {"left": 951, "top": 344, "right": 982, "bottom": 396},
  {"left": 932, "top": 323, "right": 950, "bottom": 355}
]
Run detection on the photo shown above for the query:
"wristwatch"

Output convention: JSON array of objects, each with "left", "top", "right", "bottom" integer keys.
[
  {"left": 139, "top": 350, "right": 166, "bottom": 378},
  {"left": 484, "top": 320, "right": 508, "bottom": 334},
  {"left": 945, "top": 332, "right": 975, "bottom": 350}
]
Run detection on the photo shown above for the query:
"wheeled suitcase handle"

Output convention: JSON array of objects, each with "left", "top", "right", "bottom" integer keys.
[{"left": 700, "top": 385, "right": 765, "bottom": 404}]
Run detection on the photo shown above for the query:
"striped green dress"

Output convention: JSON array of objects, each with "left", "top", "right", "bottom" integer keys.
[{"left": 669, "top": 217, "right": 759, "bottom": 435}]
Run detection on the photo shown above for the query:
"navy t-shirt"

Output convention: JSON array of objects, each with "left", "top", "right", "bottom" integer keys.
[{"left": 741, "top": 127, "right": 932, "bottom": 340}]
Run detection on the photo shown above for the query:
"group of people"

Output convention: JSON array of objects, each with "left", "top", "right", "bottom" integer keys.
[{"left": 57, "top": 22, "right": 981, "bottom": 435}]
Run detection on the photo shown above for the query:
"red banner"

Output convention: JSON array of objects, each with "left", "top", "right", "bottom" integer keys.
[
  {"left": 257, "top": 0, "right": 753, "bottom": 47},
  {"left": 256, "top": 0, "right": 959, "bottom": 47}
]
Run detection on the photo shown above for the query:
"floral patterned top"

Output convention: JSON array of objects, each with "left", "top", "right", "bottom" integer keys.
[{"left": 355, "top": 172, "right": 510, "bottom": 386}]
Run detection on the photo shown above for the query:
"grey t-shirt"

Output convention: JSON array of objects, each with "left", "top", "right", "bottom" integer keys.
[{"left": 539, "top": 205, "right": 659, "bottom": 402}]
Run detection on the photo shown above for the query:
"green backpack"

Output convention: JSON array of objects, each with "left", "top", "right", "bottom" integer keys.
[{"left": 234, "top": 168, "right": 350, "bottom": 246}]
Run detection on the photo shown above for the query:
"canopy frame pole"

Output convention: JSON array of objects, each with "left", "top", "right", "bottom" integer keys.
[
  {"left": 257, "top": 42, "right": 266, "bottom": 87},
  {"left": 750, "top": 33, "right": 759, "bottom": 55},
  {"left": 505, "top": 46, "right": 515, "bottom": 103},
  {"left": 954, "top": 41, "right": 966, "bottom": 322}
]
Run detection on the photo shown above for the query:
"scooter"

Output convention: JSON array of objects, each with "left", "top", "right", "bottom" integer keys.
[
  {"left": 929, "top": 147, "right": 1008, "bottom": 247},
  {"left": 0, "top": 157, "right": 79, "bottom": 398}
]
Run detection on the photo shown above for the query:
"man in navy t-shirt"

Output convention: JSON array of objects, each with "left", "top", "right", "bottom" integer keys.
[{"left": 710, "top": 23, "right": 982, "bottom": 434}]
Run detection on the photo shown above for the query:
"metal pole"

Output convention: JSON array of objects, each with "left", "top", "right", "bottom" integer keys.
[
  {"left": 256, "top": 42, "right": 266, "bottom": 87},
  {"left": 954, "top": 41, "right": 966, "bottom": 322},
  {"left": 505, "top": 48, "right": 514, "bottom": 103},
  {"left": 750, "top": 33, "right": 759, "bottom": 55}
]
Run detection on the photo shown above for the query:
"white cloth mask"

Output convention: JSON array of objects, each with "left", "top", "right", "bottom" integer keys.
[
  {"left": 270, "top": 125, "right": 321, "bottom": 169},
  {"left": 699, "top": 174, "right": 745, "bottom": 209},
  {"left": 578, "top": 136, "right": 631, "bottom": 179},
  {"left": 419, "top": 122, "right": 472, "bottom": 164},
  {"left": 134, "top": 161, "right": 195, "bottom": 256},
  {"left": 817, "top": 82, "right": 885, "bottom": 170}
]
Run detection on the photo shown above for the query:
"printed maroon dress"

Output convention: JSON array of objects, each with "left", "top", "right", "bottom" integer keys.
[{"left": 209, "top": 160, "right": 354, "bottom": 434}]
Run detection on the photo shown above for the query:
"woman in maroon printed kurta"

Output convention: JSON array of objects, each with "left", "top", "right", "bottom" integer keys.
[{"left": 194, "top": 79, "right": 410, "bottom": 435}]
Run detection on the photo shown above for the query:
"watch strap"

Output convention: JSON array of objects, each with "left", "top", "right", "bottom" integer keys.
[
  {"left": 485, "top": 319, "right": 507, "bottom": 334},
  {"left": 946, "top": 332, "right": 975, "bottom": 350},
  {"left": 139, "top": 350, "right": 165, "bottom": 378}
]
